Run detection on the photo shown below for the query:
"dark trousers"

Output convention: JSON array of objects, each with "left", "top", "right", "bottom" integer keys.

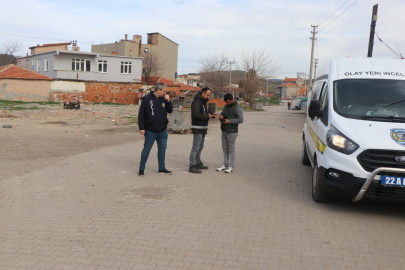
[
  {"left": 139, "top": 130, "right": 168, "bottom": 171},
  {"left": 189, "top": 134, "right": 205, "bottom": 167}
]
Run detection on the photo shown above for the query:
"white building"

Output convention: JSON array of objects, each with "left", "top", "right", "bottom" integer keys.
[
  {"left": 177, "top": 74, "right": 200, "bottom": 87},
  {"left": 17, "top": 48, "right": 142, "bottom": 83}
]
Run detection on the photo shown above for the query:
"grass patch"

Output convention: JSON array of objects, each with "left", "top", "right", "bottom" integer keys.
[
  {"left": 0, "top": 100, "right": 59, "bottom": 110},
  {"left": 94, "top": 102, "right": 131, "bottom": 106},
  {"left": 122, "top": 116, "right": 138, "bottom": 125}
]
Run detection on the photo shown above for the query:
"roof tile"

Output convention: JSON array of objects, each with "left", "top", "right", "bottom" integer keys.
[{"left": 0, "top": 64, "right": 53, "bottom": 80}]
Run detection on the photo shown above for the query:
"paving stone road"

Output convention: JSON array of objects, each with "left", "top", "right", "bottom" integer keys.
[{"left": 1, "top": 105, "right": 405, "bottom": 270}]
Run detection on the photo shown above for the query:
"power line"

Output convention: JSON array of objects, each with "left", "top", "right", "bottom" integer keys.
[
  {"left": 0, "top": 32, "right": 91, "bottom": 45},
  {"left": 313, "top": 0, "right": 341, "bottom": 24},
  {"left": 318, "top": 0, "right": 351, "bottom": 26},
  {"left": 319, "top": 0, "right": 359, "bottom": 31},
  {"left": 375, "top": 32, "right": 402, "bottom": 58}
]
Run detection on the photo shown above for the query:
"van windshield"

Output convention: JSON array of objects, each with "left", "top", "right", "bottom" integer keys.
[{"left": 334, "top": 79, "right": 405, "bottom": 122}]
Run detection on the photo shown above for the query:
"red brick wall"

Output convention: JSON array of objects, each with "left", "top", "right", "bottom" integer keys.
[
  {"left": 208, "top": 98, "right": 226, "bottom": 107},
  {"left": 51, "top": 82, "right": 143, "bottom": 104}
]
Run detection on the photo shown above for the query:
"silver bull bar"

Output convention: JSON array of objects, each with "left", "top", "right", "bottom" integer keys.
[{"left": 353, "top": 167, "right": 405, "bottom": 202}]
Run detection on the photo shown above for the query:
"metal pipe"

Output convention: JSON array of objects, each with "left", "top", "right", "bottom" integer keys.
[{"left": 352, "top": 167, "right": 405, "bottom": 202}]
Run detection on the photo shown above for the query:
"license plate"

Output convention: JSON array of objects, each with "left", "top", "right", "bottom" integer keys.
[{"left": 381, "top": 176, "right": 405, "bottom": 187}]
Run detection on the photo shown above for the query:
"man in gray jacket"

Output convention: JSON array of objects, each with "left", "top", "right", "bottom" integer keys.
[{"left": 217, "top": 93, "right": 244, "bottom": 173}]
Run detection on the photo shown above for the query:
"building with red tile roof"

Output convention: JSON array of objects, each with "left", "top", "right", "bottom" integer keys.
[
  {"left": 0, "top": 64, "right": 53, "bottom": 80},
  {"left": 0, "top": 65, "right": 52, "bottom": 102}
]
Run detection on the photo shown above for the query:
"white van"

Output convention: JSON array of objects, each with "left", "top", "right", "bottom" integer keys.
[{"left": 302, "top": 57, "right": 405, "bottom": 202}]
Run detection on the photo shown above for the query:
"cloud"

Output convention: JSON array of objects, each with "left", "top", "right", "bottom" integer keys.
[{"left": 1, "top": 0, "right": 404, "bottom": 78}]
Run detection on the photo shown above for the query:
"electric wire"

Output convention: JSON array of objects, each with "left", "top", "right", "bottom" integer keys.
[
  {"left": 395, "top": 44, "right": 404, "bottom": 59},
  {"left": 375, "top": 32, "right": 402, "bottom": 58},
  {"left": 318, "top": 0, "right": 351, "bottom": 27},
  {"left": 0, "top": 32, "right": 91, "bottom": 45},
  {"left": 319, "top": 0, "right": 359, "bottom": 31},
  {"left": 313, "top": 0, "right": 341, "bottom": 25}
]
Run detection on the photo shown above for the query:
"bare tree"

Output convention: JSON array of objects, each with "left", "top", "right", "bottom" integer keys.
[
  {"left": 237, "top": 49, "right": 281, "bottom": 105},
  {"left": 199, "top": 52, "right": 229, "bottom": 96},
  {"left": 142, "top": 51, "right": 164, "bottom": 84},
  {"left": 0, "top": 39, "right": 24, "bottom": 67}
]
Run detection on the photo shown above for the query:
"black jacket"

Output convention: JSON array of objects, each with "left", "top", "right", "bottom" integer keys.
[
  {"left": 138, "top": 92, "right": 173, "bottom": 132},
  {"left": 191, "top": 91, "right": 210, "bottom": 134}
]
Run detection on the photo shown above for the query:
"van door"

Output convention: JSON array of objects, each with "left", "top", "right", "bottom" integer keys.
[
  {"left": 315, "top": 82, "right": 329, "bottom": 156},
  {"left": 306, "top": 81, "right": 324, "bottom": 158}
]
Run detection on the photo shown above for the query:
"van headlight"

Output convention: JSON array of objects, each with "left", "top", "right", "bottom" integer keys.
[{"left": 327, "top": 125, "right": 359, "bottom": 155}]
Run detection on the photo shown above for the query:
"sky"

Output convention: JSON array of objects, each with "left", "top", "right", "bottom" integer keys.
[{"left": 1, "top": 0, "right": 404, "bottom": 79}]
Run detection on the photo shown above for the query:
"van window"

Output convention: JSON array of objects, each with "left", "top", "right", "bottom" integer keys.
[
  {"left": 334, "top": 79, "right": 405, "bottom": 121},
  {"left": 320, "top": 84, "right": 328, "bottom": 110},
  {"left": 310, "top": 81, "right": 323, "bottom": 101}
]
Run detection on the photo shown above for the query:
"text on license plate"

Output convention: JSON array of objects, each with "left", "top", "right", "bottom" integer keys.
[{"left": 381, "top": 176, "right": 405, "bottom": 187}]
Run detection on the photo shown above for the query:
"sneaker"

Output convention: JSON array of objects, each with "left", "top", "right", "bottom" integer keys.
[
  {"left": 195, "top": 162, "right": 209, "bottom": 170},
  {"left": 216, "top": 165, "right": 228, "bottom": 171},
  {"left": 158, "top": 169, "right": 172, "bottom": 175},
  {"left": 139, "top": 170, "right": 144, "bottom": 177},
  {"left": 189, "top": 166, "right": 202, "bottom": 174},
  {"left": 224, "top": 167, "right": 234, "bottom": 173}
]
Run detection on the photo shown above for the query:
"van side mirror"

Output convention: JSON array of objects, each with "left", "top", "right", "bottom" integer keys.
[{"left": 308, "top": 100, "right": 324, "bottom": 119}]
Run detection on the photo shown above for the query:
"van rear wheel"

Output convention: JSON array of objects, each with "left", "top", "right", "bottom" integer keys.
[
  {"left": 312, "top": 160, "right": 330, "bottom": 203},
  {"left": 302, "top": 140, "right": 311, "bottom": 166}
]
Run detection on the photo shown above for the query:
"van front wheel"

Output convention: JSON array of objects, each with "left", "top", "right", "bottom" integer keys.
[{"left": 312, "top": 160, "right": 330, "bottom": 203}]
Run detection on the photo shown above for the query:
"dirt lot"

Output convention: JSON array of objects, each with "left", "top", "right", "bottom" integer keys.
[{"left": 0, "top": 103, "right": 143, "bottom": 181}]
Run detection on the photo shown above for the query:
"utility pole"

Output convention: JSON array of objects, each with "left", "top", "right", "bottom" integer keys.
[
  {"left": 308, "top": 25, "right": 318, "bottom": 93},
  {"left": 228, "top": 61, "right": 235, "bottom": 94},
  {"left": 296, "top": 73, "right": 300, "bottom": 98},
  {"left": 367, "top": 4, "right": 378, "bottom": 57},
  {"left": 313, "top": 59, "right": 318, "bottom": 80}
]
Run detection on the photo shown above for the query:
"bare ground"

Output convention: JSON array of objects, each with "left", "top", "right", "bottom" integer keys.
[{"left": 0, "top": 104, "right": 143, "bottom": 181}]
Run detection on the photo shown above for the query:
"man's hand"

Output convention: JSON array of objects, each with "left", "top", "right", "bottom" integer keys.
[
  {"left": 223, "top": 119, "right": 229, "bottom": 124},
  {"left": 213, "top": 113, "right": 218, "bottom": 117},
  {"left": 139, "top": 130, "right": 145, "bottom": 135},
  {"left": 165, "top": 94, "right": 170, "bottom": 102},
  {"left": 219, "top": 115, "right": 224, "bottom": 120}
]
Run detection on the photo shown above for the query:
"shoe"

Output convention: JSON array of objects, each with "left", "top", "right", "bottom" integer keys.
[
  {"left": 158, "top": 169, "right": 172, "bottom": 175},
  {"left": 216, "top": 165, "right": 228, "bottom": 171},
  {"left": 195, "top": 162, "right": 209, "bottom": 170},
  {"left": 189, "top": 166, "right": 202, "bottom": 174},
  {"left": 224, "top": 167, "right": 234, "bottom": 173},
  {"left": 139, "top": 170, "right": 144, "bottom": 177}
]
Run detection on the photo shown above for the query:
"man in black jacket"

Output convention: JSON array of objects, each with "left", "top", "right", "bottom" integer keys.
[
  {"left": 138, "top": 82, "right": 173, "bottom": 176},
  {"left": 188, "top": 87, "right": 217, "bottom": 174}
]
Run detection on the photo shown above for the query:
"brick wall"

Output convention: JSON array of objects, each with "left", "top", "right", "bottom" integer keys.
[{"left": 51, "top": 82, "right": 143, "bottom": 104}]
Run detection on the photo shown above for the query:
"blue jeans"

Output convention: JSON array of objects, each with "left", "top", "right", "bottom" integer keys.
[{"left": 139, "top": 130, "right": 168, "bottom": 171}]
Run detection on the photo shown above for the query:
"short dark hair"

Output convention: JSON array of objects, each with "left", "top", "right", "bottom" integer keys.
[
  {"left": 154, "top": 82, "right": 166, "bottom": 91},
  {"left": 224, "top": 93, "right": 233, "bottom": 101},
  {"left": 201, "top": 87, "right": 211, "bottom": 94}
]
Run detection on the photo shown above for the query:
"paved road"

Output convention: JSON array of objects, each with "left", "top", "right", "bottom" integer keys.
[{"left": 1, "top": 105, "right": 405, "bottom": 270}]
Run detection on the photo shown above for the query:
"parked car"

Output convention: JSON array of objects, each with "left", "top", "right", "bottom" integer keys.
[{"left": 302, "top": 57, "right": 405, "bottom": 202}]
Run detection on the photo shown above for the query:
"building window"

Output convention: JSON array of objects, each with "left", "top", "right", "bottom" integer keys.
[
  {"left": 32, "top": 58, "right": 35, "bottom": 66},
  {"left": 36, "top": 58, "right": 41, "bottom": 72},
  {"left": 98, "top": 60, "right": 107, "bottom": 73},
  {"left": 26, "top": 59, "right": 29, "bottom": 68},
  {"left": 86, "top": 60, "right": 91, "bottom": 71},
  {"left": 187, "top": 80, "right": 194, "bottom": 86},
  {"left": 121, "top": 62, "right": 132, "bottom": 74},
  {"left": 18, "top": 61, "right": 21, "bottom": 66},
  {"left": 72, "top": 59, "right": 91, "bottom": 72},
  {"left": 44, "top": 57, "right": 49, "bottom": 71}
]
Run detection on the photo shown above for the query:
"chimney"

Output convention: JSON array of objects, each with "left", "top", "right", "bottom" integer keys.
[{"left": 125, "top": 34, "right": 128, "bottom": 40}]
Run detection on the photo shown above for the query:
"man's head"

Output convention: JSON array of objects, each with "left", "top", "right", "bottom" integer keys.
[
  {"left": 224, "top": 93, "right": 234, "bottom": 106},
  {"left": 154, "top": 82, "right": 167, "bottom": 98},
  {"left": 200, "top": 87, "right": 211, "bottom": 100}
]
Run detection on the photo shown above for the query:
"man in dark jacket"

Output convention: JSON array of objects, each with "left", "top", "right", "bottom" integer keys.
[
  {"left": 188, "top": 87, "right": 217, "bottom": 174},
  {"left": 138, "top": 82, "right": 173, "bottom": 176},
  {"left": 217, "top": 93, "right": 244, "bottom": 173}
]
